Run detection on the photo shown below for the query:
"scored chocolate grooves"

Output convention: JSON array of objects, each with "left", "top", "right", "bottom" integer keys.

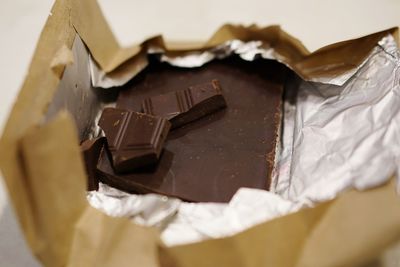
[
  {"left": 142, "top": 88, "right": 195, "bottom": 115},
  {"left": 111, "top": 111, "right": 132, "bottom": 152}
]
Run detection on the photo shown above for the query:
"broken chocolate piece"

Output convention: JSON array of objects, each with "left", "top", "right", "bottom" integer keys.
[
  {"left": 81, "top": 137, "right": 105, "bottom": 191},
  {"left": 98, "top": 108, "right": 171, "bottom": 173},
  {"left": 141, "top": 79, "right": 227, "bottom": 128},
  {"left": 102, "top": 56, "right": 286, "bottom": 203}
]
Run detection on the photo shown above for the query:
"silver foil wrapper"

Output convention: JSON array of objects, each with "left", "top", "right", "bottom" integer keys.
[
  {"left": 272, "top": 35, "right": 400, "bottom": 203},
  {"left": 46, "top": 37, "right": 103, "bottom": 141},
  {"left": 87, "top": 34, "right": 400, "bottom": 246}
]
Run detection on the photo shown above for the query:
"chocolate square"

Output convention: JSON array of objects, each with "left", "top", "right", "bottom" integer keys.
[{"left": 98, "top": 108, "right": 171, "bottom": 173}]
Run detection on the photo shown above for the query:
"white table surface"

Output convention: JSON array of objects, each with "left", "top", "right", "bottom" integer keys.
[{"left": 0, "top": 0, "right": 399, "bottom": 265}]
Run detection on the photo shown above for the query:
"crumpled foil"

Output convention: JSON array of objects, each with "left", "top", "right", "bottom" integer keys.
[
  {"left": 273, "top": 35, "right": 400, "bottom": 203},
  {"left": 159, "top": 39, "right": 368, "bottom": 86},
  {"left": 88, "top": 183, "right": 181, "bottom": 229},
  {"left": 90, "top": 39, "right": 364, "bottom": 88},
  {"left": 89, "top": 55, "right": 140, "bottom": 89},
  {"left": 87, "top": 34, "right": 400, "bottom": 246}
]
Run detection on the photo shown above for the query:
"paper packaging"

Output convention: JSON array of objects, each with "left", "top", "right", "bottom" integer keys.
[{"left": 1, "top": 0, "right": 400, "bottom": 266}]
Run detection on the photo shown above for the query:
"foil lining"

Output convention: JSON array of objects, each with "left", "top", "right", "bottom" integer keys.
[
  {"left": 89, "top": 55, "right": 138, "bottom": 89},
  {"left": 87, "top": 34, "right": 400, "bottom": 246},
  {"left": 273, "top": 35, "right": 400, "bottom": 203},
  {"left": 91, "top": 39, "right": 363, "bottom": 88},
  {"left": 46, "top": 36, "right": 103, "bottom": 141},
  {"left": 159, "top": 39, "right": 367, "bottom": 86},
  {"left": 88, "top": 183, "right": 181, "bottom": 229}
]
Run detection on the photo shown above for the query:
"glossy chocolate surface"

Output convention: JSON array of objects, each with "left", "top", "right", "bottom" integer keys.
[
  {"left": 141, "top": 79, "right": 226, "bottom": 128},
  {"left": 98, "top": 108, "right": 171, "bottom": 173}
]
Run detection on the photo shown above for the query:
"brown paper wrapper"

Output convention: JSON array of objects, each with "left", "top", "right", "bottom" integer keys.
[{"left": 0, "top": 0, "right": 399, "bottom": 266}]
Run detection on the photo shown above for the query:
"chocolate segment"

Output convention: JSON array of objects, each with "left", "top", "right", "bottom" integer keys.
[
  {"left": 141, "top": 79, "right": 227, "bottom": 128},
  {"left": 106, "top": 56, "right": 285, "bottom": 202},
  {"left": 98, "top": 108, "right": 171, "bottom": 173},
  {"left": 81, "top": 137, "right": 105, "bottom": 191}
]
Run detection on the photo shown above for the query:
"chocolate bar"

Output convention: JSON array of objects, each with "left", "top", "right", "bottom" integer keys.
[
  {"left": 102, "top": 56, "right": 285, "bottom": 202},
  {"left": 98, "top": 108, "right": 171, "bottom": 173},
  {"left": 81, "top": 137, "right": 105, "bottom": 191},
  {"left": 141, "top": 80, "right": 227, "bottom": 128}
]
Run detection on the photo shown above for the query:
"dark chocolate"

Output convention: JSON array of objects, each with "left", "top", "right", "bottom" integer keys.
[
  {"left": 98, "top": 108, "right": 171, "bottom": 173},
  {"left": 98, "top": 56, "right": 285, "bottom": 202},
  {"left": 81, "top": 137, "right": 105, "bottom": 191},
  {"left": 141, "top": 79, "right": 227, "bottom": 128}
]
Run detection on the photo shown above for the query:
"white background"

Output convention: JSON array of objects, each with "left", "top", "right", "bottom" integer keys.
[{"left": 0, "top": 0, "right": 399, "bottom": 265}]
